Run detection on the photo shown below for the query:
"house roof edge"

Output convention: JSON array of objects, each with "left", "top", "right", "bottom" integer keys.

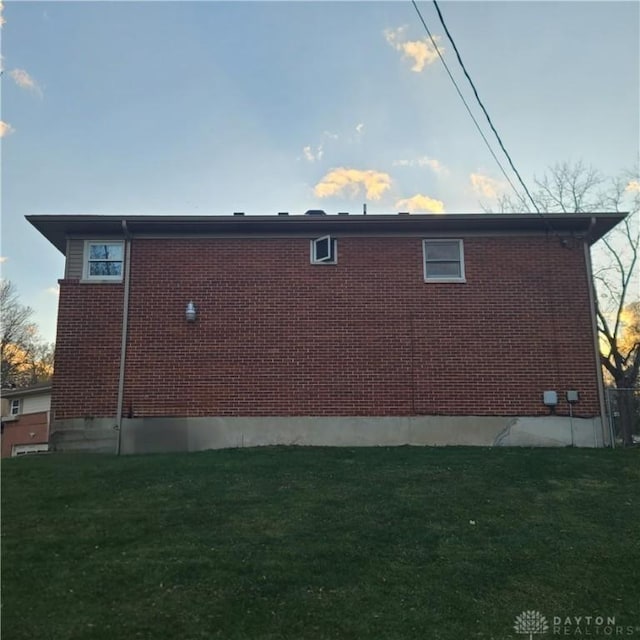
[{"left": 26, "top": 211, "right": 628, "bottom": 254}]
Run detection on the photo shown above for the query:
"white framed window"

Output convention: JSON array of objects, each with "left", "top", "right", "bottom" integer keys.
[
  {"left": 311, "top": 235, "right": 337, "bottom": 264},
  {"left": 83, "top": 241, "right": 124, "bottom": 281},
  {"left": 423, "top": 239, "right": 465, "bottom": 282},
  {"left": 10, "top": 399, "right": 21, "bottom": 416}
]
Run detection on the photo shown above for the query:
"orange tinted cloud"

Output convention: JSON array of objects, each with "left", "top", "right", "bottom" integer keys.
[
  {"left": 470, "top": 173, "right": 503, "bottom": 199},
  {"left": 0, "top": 121, "right": 14, "bottom": 137},
  {"left": 314, "top": 168, "right": 392, "bottom": 200},
  {"left": 384, "top": 27, "right": 441, "bottom": 72},
  {"left": 395, "top": 194, "right": 445, "bottom": 213},
  {"left": 9, "top": 68, "right": 42, "bottom": 95}
]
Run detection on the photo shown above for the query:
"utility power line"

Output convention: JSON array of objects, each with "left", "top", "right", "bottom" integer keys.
[
  {"left": 410, "top": 0, "right": 547, "bottom": 221},
  {"left": 430, "top": 0, "right": 541, "bottom": 214}
]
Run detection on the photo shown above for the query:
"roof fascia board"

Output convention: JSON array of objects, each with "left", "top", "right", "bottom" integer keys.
[{"left": 26, "top": 212, "right": 628, "bottom": 254}]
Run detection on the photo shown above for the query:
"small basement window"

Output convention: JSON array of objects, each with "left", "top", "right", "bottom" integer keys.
[
  {"left": 423, "top": 239, "right": 465, "bottom": 282},
  {"left": 311, "top": 235, "right": 337, "bottom": 264},
  {"left": 10, "top": 399, "right": 21, "bottom": 416},
  {"left": 84, "top": 241, "right": 124, "bottom": 281}
]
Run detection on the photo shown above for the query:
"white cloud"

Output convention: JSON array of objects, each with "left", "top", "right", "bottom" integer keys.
[
  {"left": 303, "top": 144, "right": 324, "bottom": 163},
  {"left": 0, "top": 256, "right": 8, "bottom": 263},
  {"left": 470, "top": 173, "right": 503, "bottom": 199},
  {"left": 395, "top": 194, "right": 445, "bottom": 213},
  {"left": 46, "top": 285, "right": 60, "bottom": 296},
  {"left": 9, "top": 68, "right": 42, "bottom": 95},
  {"left": 419, "top": 157, "right": 447, "bottom": 176},
  {"left": 314, "top": 168, "right": 392, "bottom": 200},
  {"left": 355, "top": 123, "right": 364, "bottom": 134},
  {"left": 625, "top": 179, "right": 640, "bottom": 193},
  {"left": 393, "top": 155, "right": 448, "bottom": 176},
  {"left": 0, "top": 121, "right": 14, "bottom": 137},
  {"left": 384, "top": 27, "right": 442, "bottom": 72}
]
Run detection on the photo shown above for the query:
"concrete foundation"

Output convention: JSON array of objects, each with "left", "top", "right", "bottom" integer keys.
[
  {"left": 67, "top": 414, "right": 608, "bottom": 454},
  {"left": 50, "top": 415, "right": 604, "bottom": 455}
]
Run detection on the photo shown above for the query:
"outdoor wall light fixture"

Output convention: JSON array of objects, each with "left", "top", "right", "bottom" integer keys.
[{"left": 185, "top": 301, "right": 197, "bottom": 322}]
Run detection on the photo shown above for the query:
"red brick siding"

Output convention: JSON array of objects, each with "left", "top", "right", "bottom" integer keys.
[
  {"left": 1, "top": 411, "right": 49, "bottom": 458},
  {"left": 52, "top": 281, "right": 123, "bottom": 419},
  {"left": 53, "top": 235, "right": 600, "bottom": 419}
]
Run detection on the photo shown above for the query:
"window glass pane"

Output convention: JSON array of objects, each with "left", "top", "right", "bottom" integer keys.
[
  {"left": 425, "top": 241, "right": 459, "bottom": 261},
  {"left": 426, "top": 262, "right": 461, "bottom": 278},
  {"left": 89, "top": 261, "right": 123, "bottom": 276},
  {"left": 89, "top": 243, "right": 123, "bottom": 260},
  {"left": 314, "top": 237, "right": 332, "bottom": 261}
]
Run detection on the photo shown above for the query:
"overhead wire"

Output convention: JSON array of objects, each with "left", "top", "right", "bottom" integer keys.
[
  {"left": 408, "top": 0, "right": 530, "bottom": 212},
  {"left": 410, "top": 0, "right": 561, "bottom": 238},
  {"left": 430, "top": 0, "right": 542, "bottom": 215}
]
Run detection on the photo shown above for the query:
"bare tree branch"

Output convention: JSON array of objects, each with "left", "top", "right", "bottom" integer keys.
[{"left": 490, "top": 161, "right": 639, "bottom": 444}]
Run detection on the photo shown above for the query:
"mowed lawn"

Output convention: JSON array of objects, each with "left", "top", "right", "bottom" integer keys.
[{"left": 2, "top": 446, "right": 639, "bottom": 640}]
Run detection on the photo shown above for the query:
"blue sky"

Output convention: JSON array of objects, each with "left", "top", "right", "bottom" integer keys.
[{"left": 1, "top": 1, "right": 638, "bottom": 343}]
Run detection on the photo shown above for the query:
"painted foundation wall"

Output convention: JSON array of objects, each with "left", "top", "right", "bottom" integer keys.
[{"left": 50, "top": 415, "right": 604, "bottom": 455}]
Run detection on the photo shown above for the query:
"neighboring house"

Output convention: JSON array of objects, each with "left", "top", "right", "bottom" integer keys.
[
  {"left": 1, "top": 383, "right": 52, "bottom": 457},
  {"left": 27, "top": 211, "right": 626, "bottom": 454}
]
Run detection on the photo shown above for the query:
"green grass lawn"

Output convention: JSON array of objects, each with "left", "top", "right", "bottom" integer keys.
[{"left": 2, "top": 446, "right": 639, "bottom": 640}]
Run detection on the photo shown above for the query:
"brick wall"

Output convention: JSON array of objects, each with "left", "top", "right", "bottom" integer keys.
[
  {"left": 53, "top": 234, "right": 600, "bottom": 420},
  {"left": 52, "top": 281, "right": 123, "bottom": 420},
  {"left": 1, "top": 411, "right": 49, "bottom": 458}
]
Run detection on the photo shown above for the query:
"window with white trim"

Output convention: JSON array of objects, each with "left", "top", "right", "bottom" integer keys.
[
  {"left": 311, "top": 235, "right": 337, "bottom": 264},
  {"left": 10, "top": 399, "right": 21, "bottom": 416},
  {"left": 423, "top": 239, "right": 465, "bottom": 282},
  {"left": 84, "top": 241, "right": 124, "bottom": 280}
]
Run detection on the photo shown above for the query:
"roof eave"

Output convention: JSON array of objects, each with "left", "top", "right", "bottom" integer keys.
[{"left": 26, "top": 212, "right": 628, "bottom": 255}]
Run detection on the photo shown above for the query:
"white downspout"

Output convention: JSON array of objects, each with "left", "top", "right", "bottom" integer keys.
[
  {"left": 115, "top": 220, "right": 132, "bottom": 455},
  {"left": 583, "top": 218, "right": 608, "bottom": 447}
]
